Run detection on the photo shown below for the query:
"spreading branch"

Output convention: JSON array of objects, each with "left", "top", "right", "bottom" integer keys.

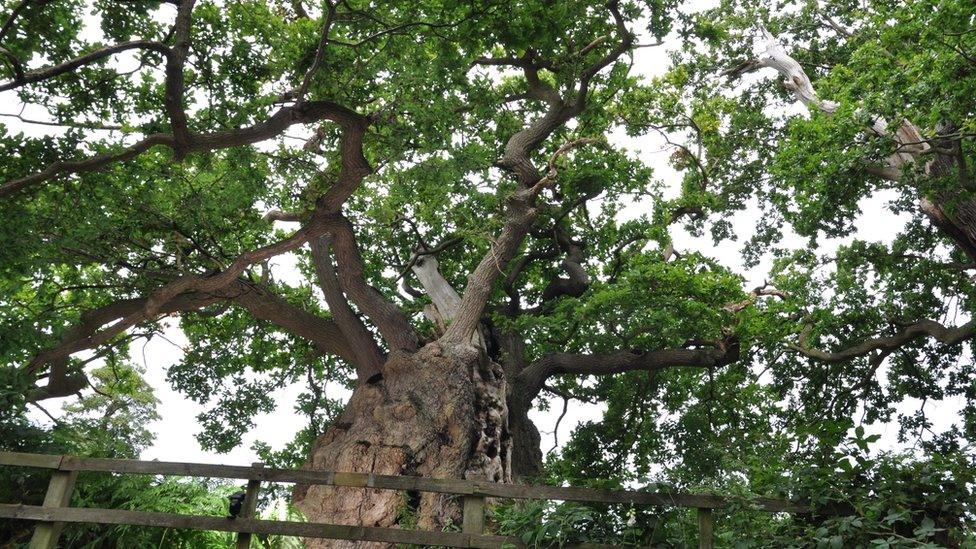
[
  {"left": 789, "top": 319, "right": 976, "bottom": 363},
  {"left": 517, "top": 341, "right": 740, "bottom": 401},
  {"left": 0, "top": 41, "right": 169, "bottom": 92},
  {"left": 1, "top": 100, "right": 366, "bottom": 199},
  {"left": 0, "top": 111, "right": 123, "bottom": 131},
  {"left": 27, "top": 278, "right": 357, "bottom": 402},
  {"left": 26, "top": 218, "right": 330, "bottom": 377}
]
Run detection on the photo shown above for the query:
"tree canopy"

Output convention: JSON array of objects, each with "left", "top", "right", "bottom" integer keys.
[{"left": 1, "top": 0, "right": 975, "bottom": 546}]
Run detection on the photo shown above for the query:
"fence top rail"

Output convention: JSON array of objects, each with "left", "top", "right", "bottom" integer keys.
[{"left": 0, "top": 451, "right": 808, "bottom": 513}]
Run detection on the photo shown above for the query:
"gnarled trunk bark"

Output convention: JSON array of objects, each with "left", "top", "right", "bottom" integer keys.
[
  {"left": 293, "top": 342, "right": 524, "bottom": 548},
  {"left": 507, "top": 393, "right": 544, "bottom": 479}
]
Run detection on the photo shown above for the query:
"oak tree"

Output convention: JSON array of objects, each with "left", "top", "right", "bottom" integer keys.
[{"left": 2, "top": 0, "right": 974, "bottom": 545}]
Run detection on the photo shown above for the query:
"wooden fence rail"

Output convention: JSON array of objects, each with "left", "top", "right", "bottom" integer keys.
[{"left": 0, "top": 451, "right": 809, "bottom": 548}]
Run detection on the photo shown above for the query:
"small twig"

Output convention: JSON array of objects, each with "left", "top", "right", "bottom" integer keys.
[
  {"left": 0, "top": 111, "right": 123, "bottom": 130},
  {"left": 30, "top": 401, "right": 61, "bottom": 425},
  {"left": 295, "top": 1, "right": 337, "bottom": 103},
  {"left": 548, "top": 395, "right": 569, "bottom": 454},
  {"left": 530, "top": 137, "right": 603, "bottom": 195}
]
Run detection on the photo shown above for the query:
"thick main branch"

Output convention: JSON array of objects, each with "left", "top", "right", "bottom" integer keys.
[
  {"left": 27, "top": 278, "right": 357, "bottom": 402},
  {"left": 309, "top": 235, "right": 385, "bottom": 380},
  {"left": 517, "top": 343, "right": 740, "bottom": 401},
  {"left": 442, "top": 8, "right": 631, "bottom": 346},
  {"left": 323, "top": 215, "right": 419, "bottom": 353},
  {"left": 1, "top": 101, "right": 366, "bottom": 199}
]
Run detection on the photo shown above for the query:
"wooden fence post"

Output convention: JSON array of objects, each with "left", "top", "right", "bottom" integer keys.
[
  {"left": 234, "top": 462, "right": 264, "bottom": 549},
  {"left": 29, "top": 459, "right": 78, "bottom": 549},
  {"left": 462, "top": 478, "right": 486, "bottom": 545},
  {"left": 697, "top": 507, "right": 714, "bottom": 549}
]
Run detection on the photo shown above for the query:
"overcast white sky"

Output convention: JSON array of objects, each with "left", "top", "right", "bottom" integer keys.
[{"left": 10, "top": 2, "right": 964, "bottom": 468}]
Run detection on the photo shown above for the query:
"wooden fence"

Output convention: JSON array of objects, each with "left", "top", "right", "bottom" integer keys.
[{"left": 0, "top": 451, "right": 809, "bottom": 548}]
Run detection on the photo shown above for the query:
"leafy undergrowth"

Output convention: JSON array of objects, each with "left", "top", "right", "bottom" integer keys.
[{"left": 489, "top": 437, "right": 976, "bottom": 548}]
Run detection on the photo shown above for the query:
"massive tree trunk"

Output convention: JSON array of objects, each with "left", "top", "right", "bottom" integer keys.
[{"left": 293, "top": 342, "right": 518, "bottom": 547}]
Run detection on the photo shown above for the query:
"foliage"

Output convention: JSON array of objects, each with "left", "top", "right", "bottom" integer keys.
[
  {"left": 493, "top": 499, "right": 642, "bottom": 547},
  {"left": 63, "top": 477, "right": 238, "bottom": 548},
  {"left": 494, "top": 432, "right": 976, "bottom": 547},
  {"left": 0, "top": 0, "right": 975, "bottom": 546},
  {"left": 0, "top": 362, "right": 245, "bottom": 548}
]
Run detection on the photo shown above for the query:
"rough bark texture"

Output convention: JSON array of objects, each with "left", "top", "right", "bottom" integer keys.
[
  {"left": 293, "top": 343, "right": 511, "bottom": 548},
  {"left": 506, "top": 393, "right": 544, "bottom": 479}
]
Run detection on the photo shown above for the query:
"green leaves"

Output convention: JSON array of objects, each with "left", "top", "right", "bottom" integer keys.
[
  {"left": 170, "top": 290, "right": 350, "bottom": 453},
  {"left": 1, "top": 0, "right": 974, "bottom": 544}
]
